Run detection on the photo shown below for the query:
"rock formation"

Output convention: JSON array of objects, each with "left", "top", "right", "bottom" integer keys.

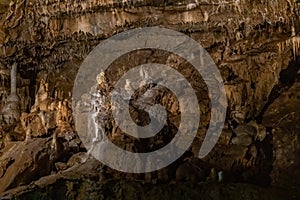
[
  {"left": 1, "top": 63, "right": 20, "bottom": 125},
  {"left": 0, "top": 0, "right": 299, "bottom": 199}
]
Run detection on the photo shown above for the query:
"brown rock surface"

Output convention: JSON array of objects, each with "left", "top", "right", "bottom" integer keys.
[
  {"left": 262, "top": 81, "right": 300, "bottom": 190},
  {"left": 0, "top": 138, "right": 55, "bottom": 193},
  {"left": 0, "top": 0, "right": 299, "bottom": 199}
]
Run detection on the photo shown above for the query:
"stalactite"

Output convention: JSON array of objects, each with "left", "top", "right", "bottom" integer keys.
[
  {"left": 278, "top": 36, "right": 300, "bottom": 60},
  {"left": 0, "top": 67, "right": 9, "bottom": 88},
  {"left": 278, "top": 18, "right": 300, "bottom": 59}
]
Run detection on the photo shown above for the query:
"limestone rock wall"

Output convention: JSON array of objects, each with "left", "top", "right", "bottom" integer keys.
[{"left": 0, "top": 0, "right": 300, "bottom": 197}]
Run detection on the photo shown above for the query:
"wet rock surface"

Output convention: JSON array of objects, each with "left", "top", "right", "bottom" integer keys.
[{"left": 0, "top": 0, "right": 300, "bottom": 199}]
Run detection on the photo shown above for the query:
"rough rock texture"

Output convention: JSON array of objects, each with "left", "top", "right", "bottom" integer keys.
[
  {"left": 262, "top": 81, "right": 300, "bottom": 189},
  {"left": 0, "top": 0, "right": 300, "bottom": 199},
  {"left": 0, "top": 138, "right": 55, "bottom": 193},
  {"left": 0, "top": 156, "right": 290, "bottom": 200}
]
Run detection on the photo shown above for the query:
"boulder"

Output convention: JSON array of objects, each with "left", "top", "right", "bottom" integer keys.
[{"left": 0, "top": 138, "right": 56, "bottom": 193}]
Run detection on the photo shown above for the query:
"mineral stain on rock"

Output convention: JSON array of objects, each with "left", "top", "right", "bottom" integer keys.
[{"left": 0, "top": 0, "right": 300, "bottom": 199}]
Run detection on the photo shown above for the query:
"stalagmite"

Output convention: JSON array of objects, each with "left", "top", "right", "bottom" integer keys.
[
  {"left": 51, "top": 130, "right": 57, "bottom": 151},
  {"left": 9, "top": 63, "right": 18, "bottom": 101},
  {"left": 86, "top": 71, "right": 111, "bottom": 158},
  {"left": 38, "top": 111, "right": 48, "bottom": 133},
  {"left": 1, "top": 63, "right": 21, "bottom": 125},
  {"left": 25, "top": 126, "right": 32, "bottom": 141},
  {"left": 124, "top": 79, "right": 134, "bottom": 99},
  {"left": 218, "top": 171, "right": 224, "bottom": 182},
  {"left": 31, "top": 79, "right": 49, "bottom": 112},
  {"left": 139, "top": 66, "right": 153, "bottom": 87},
  {"left": 203, "top": 11, "right": 209, "bottom": 22}
]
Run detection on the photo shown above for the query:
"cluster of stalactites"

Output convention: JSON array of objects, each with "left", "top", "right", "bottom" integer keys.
[{"left": 278, "top": 27, "right": 300, "bottom": 59}]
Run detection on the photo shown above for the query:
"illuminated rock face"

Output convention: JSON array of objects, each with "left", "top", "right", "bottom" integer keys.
[{"left": 0, "top": 0, "right": 299, "bottom": 198}]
